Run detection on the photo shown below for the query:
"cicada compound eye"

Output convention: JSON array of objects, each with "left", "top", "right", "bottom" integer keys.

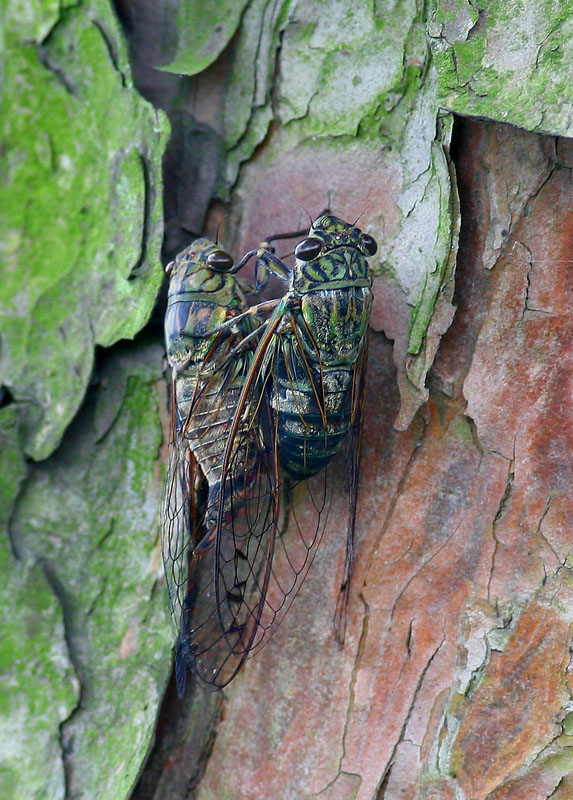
[
  {"left": 295, "top": 237, "right": 322, "bottom": 261},
  {"left": 361, "top": 233, "right": 378, "bottom": 256},
  {"left": 207, "top": 249, "right": 234, "bottom": 271}
]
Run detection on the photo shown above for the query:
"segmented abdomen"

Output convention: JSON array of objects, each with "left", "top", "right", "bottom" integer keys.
[
  {"left": 174, "top": 356, "right": 265, "bottom": 536},
  {"left": 273, "top": 360, "right": 354, "bottom": 478},
  {"left": 272, "top": 286, "right": 371, "bottom": 480}
]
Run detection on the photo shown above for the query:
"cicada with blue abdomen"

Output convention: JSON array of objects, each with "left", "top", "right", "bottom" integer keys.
[
  {"left": 162, "top": 238, "right": 279, "bottom": 692},
  {"left": 215, "top": 214, "right": 378, "bottom": 653}
]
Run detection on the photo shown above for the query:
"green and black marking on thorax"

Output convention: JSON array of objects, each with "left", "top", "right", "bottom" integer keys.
[{"left": 164, "top": 238, "right": 251, "bottom": 434}]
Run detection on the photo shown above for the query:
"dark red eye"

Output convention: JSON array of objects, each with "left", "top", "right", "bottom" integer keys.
[
  {"left": 295, "top": 237, "right": 322, "bottom": 261},
  {"left": 362, "top": 233, "right": 377, "bottom": 255},
  {"left": 207, "top": 250, "right": 234, "bottom": 271}
]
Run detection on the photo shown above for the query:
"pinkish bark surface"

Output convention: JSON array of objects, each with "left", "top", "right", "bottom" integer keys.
[{"left": 185, "top": 119, "right": 573, "bottom": 800}]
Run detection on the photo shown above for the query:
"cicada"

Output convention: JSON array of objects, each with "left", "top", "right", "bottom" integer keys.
[
  {"left": 162, "top": 238, "right": 277, "bottom": 693},
  {"left": 212, "top": 215, "right": 377, "bottom": 659}
]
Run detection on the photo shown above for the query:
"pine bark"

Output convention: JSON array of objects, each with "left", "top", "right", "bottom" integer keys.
[{"left": 1, "top": 2, "right": 572, "bottom": 799}]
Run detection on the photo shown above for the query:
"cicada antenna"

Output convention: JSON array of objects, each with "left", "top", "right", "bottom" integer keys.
[
  {"left": 301, "top": 206, "right": 313, "bottom": 228},
  {"left": 215, "top": 215, "right": 226, "bottom": 247},
  {"left": 353, "top": 202, "right": 374, "bottom": 226}
]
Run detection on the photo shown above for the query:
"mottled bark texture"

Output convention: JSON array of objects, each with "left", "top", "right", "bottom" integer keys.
[
  {"left": 1, "top": 3, "right": 171, "bottom": 799},
  {"left": 144, "top": 121, "right": 571, "bottom": 800},
  {"left": 1, "top": 1, "right": 572, "bottom": 799}
]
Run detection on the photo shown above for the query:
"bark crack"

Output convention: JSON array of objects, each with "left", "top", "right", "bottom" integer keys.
[
  {"left": 312, "top": 770, "right": 362, "bottom": 798},
  {"left": 534, "top": 16, "right": 568, "bottom": 71},
  {"left": 91, "top": 19, "right": 128, "bottom": 88},
  {"left": 38, "top": 560, "right": 83, "bottom": 800},
  {"left": 466, "top": 5, "right": 488, "bottom": 40},
  {"left": 549, "top": 777, "right": 567, "bottom": 798},
  {"left": 339, "top": 592, "right": 370, "bottom": 773},
  {"left": 127, "top": 151, "right": 151, "bottom": 281},
  {"left": 375, "top": 635, "right": 446, "bottom": 798},
  {"left": 37, "top": 47, "right": 77, "bottom": 96},
  {"left": 389, "top": 514, "right": 465, "bottom": 625},
  {"left": 535, "top": 496, "right": 562, "bottom": 569},
  {"left": 487, "top": 435, "right": 516, "bottom": 604}
]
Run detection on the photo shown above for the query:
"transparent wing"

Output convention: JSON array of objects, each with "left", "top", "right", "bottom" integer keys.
[
  {"left": 162, "top": 420, "right": 195, "bottom": 641},
  {"left": 162, "top": 324, "right": 277, "bottom": 692},
  {"left": 333, "top": 336, "right": 368, "bottom": 641},
  {"left": 264, "top": 322, "right": 369, "bottom": 647},
  {"left": 173, "top": 315, "right": 281, "bottom": 690},
  {"left": 208, "top": 309, "right": 367, "bottom": 683}
]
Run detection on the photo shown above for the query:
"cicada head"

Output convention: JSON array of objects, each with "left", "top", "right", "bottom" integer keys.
[
  {"left": 166, "top": 238, "right": 243, "bottom": 309},
  {"left": 166, "top": 238, "right": 234, "bottom": 277},
  {"left": 292, "top": 216, "right": 378, "bottom": 293},
  {"left": 164, "top": 238, "right": 246, "bottom": 374},
  {"left": 294, "top": 215, "right": 378, "bottom": 261}
]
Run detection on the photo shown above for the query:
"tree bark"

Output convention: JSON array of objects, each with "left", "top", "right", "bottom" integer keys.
[{"left": 1, "top": 2, "right": 572, "bottom": 799}]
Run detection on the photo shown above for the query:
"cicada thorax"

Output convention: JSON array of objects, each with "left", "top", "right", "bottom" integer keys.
[
  {"left": 165, "top": 240, "right": 257, "bottom": 515},
  {"left": 270, "top": 214, "right": 375, "bottom": 480}
]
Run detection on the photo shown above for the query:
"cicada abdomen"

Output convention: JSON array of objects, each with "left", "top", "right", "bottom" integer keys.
[{"left": 162, "top": 238, "right": 277, "bottom": 692}]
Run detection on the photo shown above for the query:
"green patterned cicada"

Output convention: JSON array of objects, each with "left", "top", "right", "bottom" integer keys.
[
  {"left": 162, "top": 238, "right": 277, "bottom": 692},
  {"left": 211, "top": 215, "right": 377, "bottom": 647}
]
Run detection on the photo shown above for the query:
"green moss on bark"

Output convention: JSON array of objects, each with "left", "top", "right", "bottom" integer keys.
[
  {"left": 0, "top": 0, "right": 169, "bottom": 460},
  {"left": 162, "top": 0, "right": 251, "bottom": 76},
  {"left": 10, "top": 340, "right": 171, "bottom": 800},
  {"left": 430, "top": 0, "right": 573, "bottom": 136},
  {"left": 0, "top": 407, "right": 78, "bottom": 800}
]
